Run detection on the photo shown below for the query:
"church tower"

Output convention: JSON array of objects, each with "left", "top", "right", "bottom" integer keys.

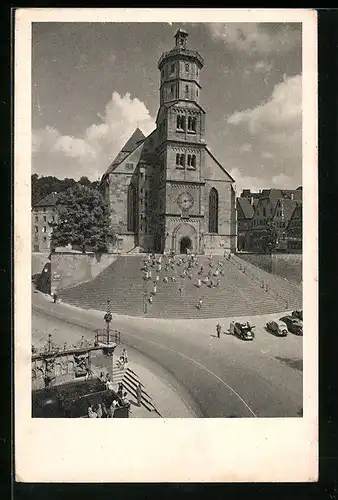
[
  {"left": 155, "top": 29, "right": 207, "bottom": 254},
  {"left": 101, "top": 28, "right": 236, "bottom": 255}
]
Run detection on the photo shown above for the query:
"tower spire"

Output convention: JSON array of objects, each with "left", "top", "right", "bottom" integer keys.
[{"left": 174, "top": 28, "right": 188, "bottom": 49}]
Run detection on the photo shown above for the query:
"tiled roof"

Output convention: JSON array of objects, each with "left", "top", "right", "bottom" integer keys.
[
  {"left": 34, "top": 192, "right": 59, "bottom": 207},
  {"left": 237, "top": 197, "right": 254, "bottom": 219},
  {"left": 274, "top": 199, "right": 302, "bottom": 221},
  {"left": 103, "top": 128, "right": 146, "bottom": 176}
]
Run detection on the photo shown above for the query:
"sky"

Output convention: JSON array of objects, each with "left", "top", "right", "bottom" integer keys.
[{"left": 32, "top": 21, "right": 302, "bottom": 192}]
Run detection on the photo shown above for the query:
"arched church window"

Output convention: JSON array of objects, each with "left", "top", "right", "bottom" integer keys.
[
  {"left": 192, "top": 117, "right": 197, "bottom": 132},
  {"left": 181, "top": 115, "right": 186, "bottom": 130},
  {"left": 176, "top": 115, "right": 180, "bottom": 129},
  {"left": 187, "top": 154, "right": 192, "bottom": 166},
  {"left": 209, "top": 188, "right": 219, "bottom": 234},
  {"left": 192, "top": 154, "right": 196, "bottom": 168},
  {"left": 127, "top": 184, "right": 137, "bottom": 232},
  {"left": 187, "top": 116, "right": 192, "bottom": 130},
  {"left": 176, "top": 153, "right": 180, "bottom": 165},
  {"left": 180, "top": 154, "right": 185, "bottom": 166}
]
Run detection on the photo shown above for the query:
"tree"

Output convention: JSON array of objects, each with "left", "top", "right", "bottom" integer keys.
[
  {"left": 256, "top": 221, "right": 278, "bottom": 253},
  {"left": 50, "top": 185, "right": 115, "bottom": 253}
]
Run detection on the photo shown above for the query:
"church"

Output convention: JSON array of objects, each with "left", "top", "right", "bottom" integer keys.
[{"left": 101, "top": 29, "right": 237, "bottom": 255}]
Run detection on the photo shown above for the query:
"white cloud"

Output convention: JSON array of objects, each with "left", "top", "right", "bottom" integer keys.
[
  {"left": 227, "top": 75, "right": 301, "bottom": 134},
  {"left": 209, "top": 23, "right": 300, "bottom": 54},
  {"left": 271, "top": 173, "right": 295, "bottom": 188},
  {"left": 229, "top": 168, "right": 269, "bottom": 194},
  {"left": 227, "top": 74, "right": 301, "bottom": 165},
  {"left": 33, "top": 92, "right": 156, "bottom": 180},
  {"left": 240, "top": 143, "right": 252, "bottom": 152},
  {"left": 261, "top": 151, "right": 275, "bottom": 159}
]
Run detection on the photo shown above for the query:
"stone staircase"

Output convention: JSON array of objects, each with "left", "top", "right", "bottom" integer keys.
[
  {"left": 59, "top": 254, "right": 302, "bottom": 318},
  {"left": 230, "top": 253, "right": 302, "bottom": 310},
  {"left": 112, "top": 364, "right": 161, "bottom": 415}
]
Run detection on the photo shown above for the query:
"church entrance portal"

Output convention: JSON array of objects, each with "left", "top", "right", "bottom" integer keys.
[{"left": 180, "top": 237, "right": 192, "bottom": 254}]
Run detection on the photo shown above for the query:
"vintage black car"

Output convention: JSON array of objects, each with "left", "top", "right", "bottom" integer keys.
[
  {"left": 32, "top": 377, "right": 130, "bottom": 418},
  {"left": 229, "top": 321, "right": 255, "bottom": 341},
  {"left": 280, "top": 316, "right": 303, "bottom": 336},
  {"left": 292, "top": 310, "right": 303, "bottom": 321}
]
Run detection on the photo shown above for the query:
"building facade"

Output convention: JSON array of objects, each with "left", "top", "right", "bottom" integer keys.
[
  {"left": 236, "top": 197, "right": 254, "bottom": 251},
  {"left": 286, "top": 203, "right": 302, "bottom": 251},
  {"left": 237, "top": 188, "right": 302, "bottom": 252},
  {"left": 32, "top": 192, "right": 59, "bottom": 253},
  {"left": 101, "top": 29, "right": 237, "bottom": 255}
]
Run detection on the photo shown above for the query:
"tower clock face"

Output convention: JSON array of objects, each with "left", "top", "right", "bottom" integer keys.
[{"left": 177, "top": 192, "right": 194, "bottom": 210}]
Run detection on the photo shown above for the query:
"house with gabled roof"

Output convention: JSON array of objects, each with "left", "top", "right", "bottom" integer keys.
[
  {"left": 100, "top": 29, "right": 236, "bottom": 255},
  {"left": 32, "top": 192, "right": 59, "bottom": 252},
  {"left": 236, "top": 197, "right": 255, "bottom": 251}
]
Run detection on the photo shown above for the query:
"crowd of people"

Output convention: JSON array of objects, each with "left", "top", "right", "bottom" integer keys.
[
  {"left": 142, "top": 251, "right": 228, "bottom": 311},
  {"left": 87, "top": 375, "right": 131, "bottom": 418}
]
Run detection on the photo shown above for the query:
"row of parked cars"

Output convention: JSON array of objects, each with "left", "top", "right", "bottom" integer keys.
[{"left": 229, "top": 310, "right": 303, "bottom": 341}]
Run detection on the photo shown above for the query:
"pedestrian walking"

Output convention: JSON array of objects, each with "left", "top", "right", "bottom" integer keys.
[
  {"left": 163, "top": 276, "right": 168, "bottom": 283},
  {"left": 171, "top": 275, "right": 176, "bottom": 282},
  {"left": 53, "top": 292, "right": 58, "bottom": 304},
  {"left": 216, "top": 323, "right": 221, "bottom": 338},
  {"left": 197, "top": 298, "right": 203, "bottom": 310},
  {"left": 149, "top": 295, "right": 153, "bottom": 304},
  {"left": 136, "top": 382, "right": 142, "bottom": 407},
  {"left": 196, "top": 278, "right": 201, "bottom": 288},
  {"left": 179, "top": 285, "right": 183, "bottom": 294},
  {"left": 153, "top": 285, "right": 157, "bottom": 295},
  {"left": 122, "top": 348, "right": 128, "bottom": 364},
  {"left": 155, "top": 274, "right": 159, "bottom": 282}
]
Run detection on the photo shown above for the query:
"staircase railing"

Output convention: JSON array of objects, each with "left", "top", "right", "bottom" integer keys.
[{"left": 225, "top": 252, "right": 290, "bottom": 310}]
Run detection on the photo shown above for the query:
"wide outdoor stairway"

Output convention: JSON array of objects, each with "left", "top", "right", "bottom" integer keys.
[{"left": 59, "top": 254, "right": 302, "bottom": 319}]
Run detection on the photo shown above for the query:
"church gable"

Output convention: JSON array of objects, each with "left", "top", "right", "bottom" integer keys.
[
  {"left": 112, "top": 142, "right": 145, "bottom": 174},
  {"left": 204, "top": 148, "right": 235, "bottom": 183}
]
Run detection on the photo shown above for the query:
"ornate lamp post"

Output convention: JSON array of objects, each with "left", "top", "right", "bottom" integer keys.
[{"left": 103, "top": 299, "right": 113, "bottom": 347}]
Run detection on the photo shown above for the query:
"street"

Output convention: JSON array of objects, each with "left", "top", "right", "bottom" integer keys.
[{"left": 32, "top": 290, "right": 303, "bottom": 418}]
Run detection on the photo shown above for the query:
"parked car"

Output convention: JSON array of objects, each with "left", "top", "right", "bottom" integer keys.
[
  {"left": 229, "top": 321, "right": 255, "bottom": 341},
  {"left": 292, "top": 310, "right": 303, "bottom": 321},
  {"left": 266, "top": 320, "right": 288, "bottom": 337},
  {"left": 279, "top": 316, "right": 303, "bottom": 336}
]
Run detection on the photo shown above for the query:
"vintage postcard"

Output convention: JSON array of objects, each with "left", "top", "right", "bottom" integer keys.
[{"left": 15, "top": 8, "right": 318, "bottom": 482}]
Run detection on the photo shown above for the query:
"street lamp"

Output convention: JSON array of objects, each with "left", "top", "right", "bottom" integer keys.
[{"left": 103, "top": 298, "right": 113, "bottom": 348}]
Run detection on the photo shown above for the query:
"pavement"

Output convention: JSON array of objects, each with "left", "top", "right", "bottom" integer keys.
[{"left": 32, "top": 288, "right": 303, "bottom": 418}]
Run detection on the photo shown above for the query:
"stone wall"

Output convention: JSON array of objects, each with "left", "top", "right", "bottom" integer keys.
[
  {"left": 237, "top": 252, "right": 302, "bottom": 284},
  {"left": 50, "top": 252, "right": 118, "bottom": 292}
]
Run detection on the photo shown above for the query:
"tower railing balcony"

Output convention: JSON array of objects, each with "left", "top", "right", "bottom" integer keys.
[{"left": 158, "top": 48, "right": 204, "bottom": 68}]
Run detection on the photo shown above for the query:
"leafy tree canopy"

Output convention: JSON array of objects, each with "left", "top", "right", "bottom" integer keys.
[
  {"left": 256, "top": 221, "right": 278, "bottom": 253},
  {"left": 32, "top": 174, "right": 100, "bottom": 206},
  {"left": 50, "top": 184, "right": 114, "bottom": 253}
]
